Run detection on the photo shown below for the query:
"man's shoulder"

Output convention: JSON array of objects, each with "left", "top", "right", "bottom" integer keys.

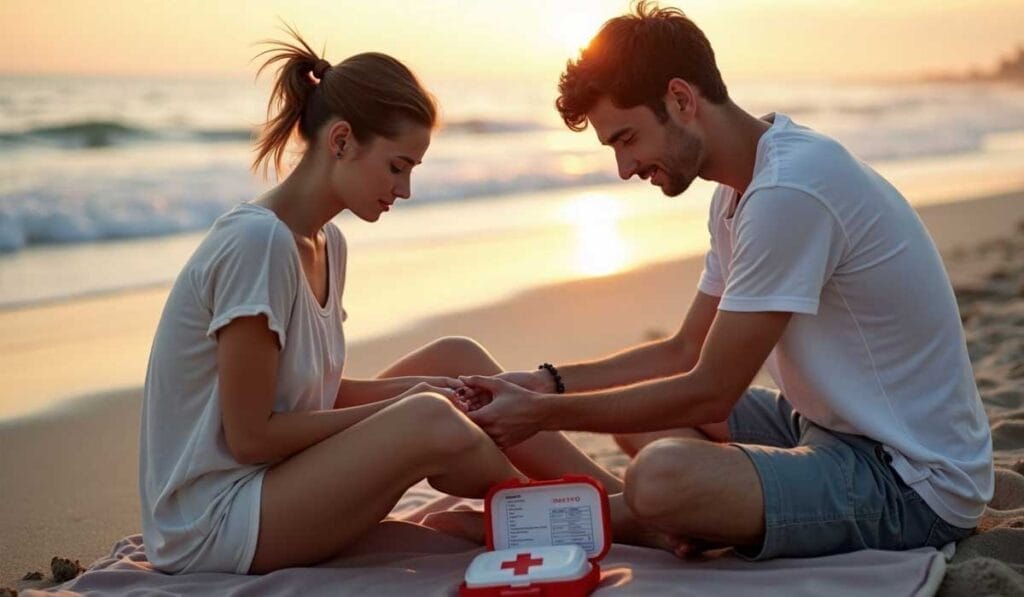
[
  {"left": 772, "top": 123, "right": 850, "bottom": 170},
  {"left": 755, "top": 121, "right": 869, "bottom": 200}
]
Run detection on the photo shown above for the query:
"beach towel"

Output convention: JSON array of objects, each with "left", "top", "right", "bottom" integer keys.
[{"left": 24, "top": 481, "right": 949, "bottom": 597}]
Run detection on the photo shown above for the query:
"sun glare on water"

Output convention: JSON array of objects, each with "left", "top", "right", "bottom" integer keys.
[{"left": 561, "top": 194, "right": 630, "bottom": 277}]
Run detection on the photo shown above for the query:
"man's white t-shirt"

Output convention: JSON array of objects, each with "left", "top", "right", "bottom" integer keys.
[
  {"left": 698, "top": 114, "right": 993, "bottom": 528},
  {"left": 139, "top": 203, "right": 347, "bottom": 572}
]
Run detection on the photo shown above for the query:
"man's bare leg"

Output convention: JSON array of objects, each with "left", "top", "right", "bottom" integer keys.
[
  {"left": 613, "top": 421, "right": 731, "bottom": 458},
  {"left": 624, "top": 437, "right": 764, "bottom": 551}
]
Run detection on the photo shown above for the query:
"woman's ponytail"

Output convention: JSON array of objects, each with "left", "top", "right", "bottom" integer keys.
[
  {"left": 251, "top": 25, "right": 438, "bottom": 179},
  {"left": 252, "top": 25, "right": 327, "bottom": 179}
]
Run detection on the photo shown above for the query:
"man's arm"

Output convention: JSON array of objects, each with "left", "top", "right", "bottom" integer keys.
[
  {"left": 465, "top": 309, "right": 790, "bottom": 447},
  {"left": 507, "top": 291, "right": 721, "bottom": 393},
  {"left": 548, "top": 309, "right": 790, "bottom": 431}
]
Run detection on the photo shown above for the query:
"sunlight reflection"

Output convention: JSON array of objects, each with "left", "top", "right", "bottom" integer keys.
[
  {"left": 546, "top": 3, "right": 606, "bottom": 56},
  {"left": 559, "top": 154, "right": 591, "bottom": 176},
  {"left": 561, "top": 194, "right": 630, "bottom": 277}
]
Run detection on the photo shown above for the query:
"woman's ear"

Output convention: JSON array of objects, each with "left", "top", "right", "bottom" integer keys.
[{"left": 326, "top": 120, "right": 353, "bottom": 158}]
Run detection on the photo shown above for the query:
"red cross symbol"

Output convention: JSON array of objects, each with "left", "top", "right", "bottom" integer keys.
[{"left": 501, "top": 552, "right": 545, "bottom": 576}]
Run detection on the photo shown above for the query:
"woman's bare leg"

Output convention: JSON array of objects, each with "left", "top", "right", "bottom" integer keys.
[
  {"left": 377, "top": 336, "right": 621, "bottom": 490},
  {"left": 248, "top": 393, "right": 526, "bottom": 573},
  {"left": 376, "top": 337, "right": 671, "bottom": 549}
]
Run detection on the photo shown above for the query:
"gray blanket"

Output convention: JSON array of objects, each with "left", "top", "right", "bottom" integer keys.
[{"left": 26, "top": 482, "right": 948, "bottom": 596}]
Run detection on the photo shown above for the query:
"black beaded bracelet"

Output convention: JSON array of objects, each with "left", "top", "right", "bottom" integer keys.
[{"left": 538, "top": 362, "right": 566, "bottom": 394}]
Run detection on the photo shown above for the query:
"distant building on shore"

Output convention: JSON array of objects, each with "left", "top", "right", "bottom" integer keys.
[
  {"left": 923, "top": 45, "right": 1024, "bottom": 83},
  {"left": 993, "top": 46, "right": 1024, "bottom": 81}
]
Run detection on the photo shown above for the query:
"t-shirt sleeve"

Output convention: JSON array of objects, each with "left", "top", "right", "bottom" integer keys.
[
  {"left": 203, "top": 219, "right": 300, "bottom": 349},
  {"left": 719, "top": 186, "right": 845, "bottom": 315}
]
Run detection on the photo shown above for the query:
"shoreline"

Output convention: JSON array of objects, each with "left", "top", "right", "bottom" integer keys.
[
  {"left": 2, "top": 177, "right": 1022, "bottom": 318},
  {"left": 4, "top": 139, "right": 1024, "bottom": 313},
  {"left": 3, "top": 188, "right": 1024, "bottom": 423},
  {"left": 0, "top": 254, "right": 705, "bottom": 428}
]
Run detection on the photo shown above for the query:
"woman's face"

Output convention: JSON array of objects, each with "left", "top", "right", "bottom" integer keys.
[{"left": 328, "top": 121, "right": 432, "bottom": 222}]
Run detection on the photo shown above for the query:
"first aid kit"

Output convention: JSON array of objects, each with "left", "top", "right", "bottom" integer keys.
[{"left": 459, "top": 475, "right": 611, "bottom": 596}]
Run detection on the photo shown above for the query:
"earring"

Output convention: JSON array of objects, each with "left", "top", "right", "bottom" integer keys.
[{"left": 336, "top": 150, "right": 343, "bottom": 159}]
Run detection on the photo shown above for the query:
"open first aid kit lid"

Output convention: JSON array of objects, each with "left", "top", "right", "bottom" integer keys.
[{"left": 483, "top": 475, "right": 612, "bottom": 563}]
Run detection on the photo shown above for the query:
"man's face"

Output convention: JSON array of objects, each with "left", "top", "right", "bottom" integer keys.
[{"left": 588, "top": 96, "right": 704, "bottom": 197}]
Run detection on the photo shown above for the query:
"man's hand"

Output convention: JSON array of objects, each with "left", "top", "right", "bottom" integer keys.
[
  {"left": 397, "top": 378, "right": 486, "bottom": 413},
  {"left": 458, "top": 375, "right": 549, "bottom": 448},
  {"left": 496, "top": 369, "right": 555, "bottom": 393}
]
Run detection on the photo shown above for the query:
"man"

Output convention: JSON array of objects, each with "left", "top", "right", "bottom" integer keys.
[{"left": 460, "top": 2, "right": 993, "bottom": 559}]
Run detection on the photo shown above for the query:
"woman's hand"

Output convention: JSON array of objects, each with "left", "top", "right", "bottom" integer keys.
[
  {"left": 397, "top": 378, "right": 491, "bottom": 413},
  {"left": 396, "top": 380, "right": 456, "bottom": 400}
]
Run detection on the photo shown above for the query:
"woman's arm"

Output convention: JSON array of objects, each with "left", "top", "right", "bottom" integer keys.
[
  {"left": 333, "top": 376, "right": 463, "bottom": 408},
  {"left": 217, "top": 315, "right": 454, "bottom": 465}
]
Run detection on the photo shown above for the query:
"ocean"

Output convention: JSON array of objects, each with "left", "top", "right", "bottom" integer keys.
[{"left": 2, "top": 74, "right": 1024, "bottom": 333}]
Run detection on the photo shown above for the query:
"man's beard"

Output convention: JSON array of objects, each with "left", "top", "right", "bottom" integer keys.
[{"left": 659, "top": 122, "right": 703, "bottom": 197}]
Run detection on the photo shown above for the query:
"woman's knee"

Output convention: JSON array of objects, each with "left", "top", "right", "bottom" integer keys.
[
  {"left": 424, "top": 336, "right": 497, "bottom": 373},
  {"left": 394, "top": 392, "right": 487, "bottom": 456}
]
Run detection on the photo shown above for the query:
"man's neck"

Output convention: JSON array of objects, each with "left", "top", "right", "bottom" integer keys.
[{"left": 699, "top": 102, "right": 773, "bottom": 196}]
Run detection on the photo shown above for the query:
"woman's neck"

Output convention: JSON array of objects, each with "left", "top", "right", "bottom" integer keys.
[{"left": 257, "top": 155, "right": 344, "bottom": 241}]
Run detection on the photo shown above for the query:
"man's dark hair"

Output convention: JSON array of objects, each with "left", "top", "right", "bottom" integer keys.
[{"left": 556, "top": 1, "right": 729, "bottom": 132}]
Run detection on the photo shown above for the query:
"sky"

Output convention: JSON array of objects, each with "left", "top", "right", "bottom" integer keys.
[{"left": 1, "top": 0, "right": 1022, "bottom": 82}]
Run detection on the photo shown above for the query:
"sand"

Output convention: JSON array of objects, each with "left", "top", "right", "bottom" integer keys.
[
  {"left": 936, "top": 223, "right": 1024, "bottom": 596},
  {"left": 2, "top": 191, "right": 1024, "bottom": 594}
]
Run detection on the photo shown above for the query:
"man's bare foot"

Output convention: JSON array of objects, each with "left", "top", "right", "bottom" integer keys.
[
  {"left": 668, "top": 537, "right": 720, "bottom": 559},
  {"left": 607, "top": 493, "right": 676, "bottom": 551}
]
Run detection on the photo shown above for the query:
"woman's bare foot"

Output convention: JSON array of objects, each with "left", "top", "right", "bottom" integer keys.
[{"left": 421, "top": 510, "right": 487, "bottom": 544}]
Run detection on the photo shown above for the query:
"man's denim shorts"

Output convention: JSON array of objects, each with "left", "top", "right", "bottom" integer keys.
[{"left": 727, "top": 387, "right": 974, "bottom": 560}]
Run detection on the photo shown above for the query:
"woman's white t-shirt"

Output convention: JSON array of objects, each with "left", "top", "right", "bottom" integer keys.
[{"left": 139, "top": 203, "right": 347, "bottom": 572}]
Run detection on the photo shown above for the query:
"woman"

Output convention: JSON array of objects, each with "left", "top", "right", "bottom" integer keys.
[{"left": 139, "top": 28, "right": 650, "bottom": 576}]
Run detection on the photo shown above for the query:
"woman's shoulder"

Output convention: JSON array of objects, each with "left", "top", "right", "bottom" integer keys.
[
  {"left": 211, "top": 203, "right": 290, "bottom": 242},
  {"left": 197, "top": 204, "right": 296, "bottom": 259},
  {"left": 189, "top": 204, "right": 299, "bottom": 278}
]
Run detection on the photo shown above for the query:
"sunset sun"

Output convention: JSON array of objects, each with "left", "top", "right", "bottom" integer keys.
[{"left": 548, "top": 5, "right": 607, "bottom": 56}]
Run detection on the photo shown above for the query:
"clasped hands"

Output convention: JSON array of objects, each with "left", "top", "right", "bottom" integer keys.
[{"left": 405, "top": 370, "right": 554, "bottom": 448}]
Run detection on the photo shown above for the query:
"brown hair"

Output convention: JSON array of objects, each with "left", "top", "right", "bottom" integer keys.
[
  {"left": 556, "top": 1, "right": 728, "bottom": 132},
  {"left": 252, "top": 24, "right": 438, "bottom": 178}
]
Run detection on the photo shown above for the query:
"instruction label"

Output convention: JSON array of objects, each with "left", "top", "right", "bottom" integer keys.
[{"left": 500, "top": 492, "right": 597, "bottom": 553}]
